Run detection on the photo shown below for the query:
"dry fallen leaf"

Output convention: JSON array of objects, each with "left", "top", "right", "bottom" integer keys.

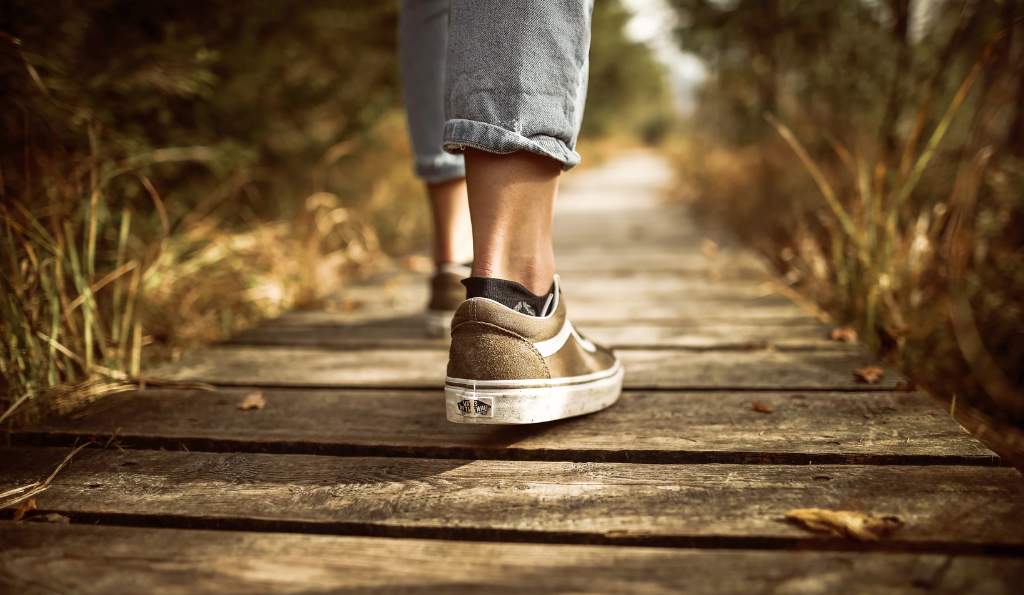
[
  {"left": 27, "top": 512, "right": 70, "bottom": 524},
  {"left": 829, "top": 326, "right": 858, "bottom": 343},
  {"left": 338, "top": 298, "right": 365, "bottom": 313},
  {"left": 785, "top": 508, "right": 903, "bottom": 541},
  {"left": 701, "top": 239, "right": 719, "bottom": 259},
  {"left": 12, "top": 498, "right": 37, "bottom": 522},
  {"left": 237, "top": 392, "right": 266, "bottom": 411},
  {"left": 751, "top": 400, "right": 774, "bottom": 414},
  {"left": 854, "top": 365, "right": 885, "bottom": 384}
]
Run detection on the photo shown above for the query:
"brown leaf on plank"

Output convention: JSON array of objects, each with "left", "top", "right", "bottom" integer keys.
[
  {"left": 701, "top": 238, "right": 719, "bottom": 259},
  {"left": 853, "top": 365, "right": 885, "bottom": 384},
  {"left": 785, "top": 508, "right": 903, "bottom": 541},
  {"left": 829, "top": 326, "right": 858, "bottom": 343},
  {"left": 12, "top": 498, "right": 37, "bottom": 522},
  {"left": 751, "top": 400, "right": 774, "bottom": 414},
  {"left": 237, "top": 391, "right": 266, "bottom": 411},
  {"left": 337, "top": 298, "right": 365, "bottom": 313}
]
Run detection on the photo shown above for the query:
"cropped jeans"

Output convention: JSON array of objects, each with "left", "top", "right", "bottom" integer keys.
[{"left": 399, "top": 0, "right": 593, "bottom": 183}]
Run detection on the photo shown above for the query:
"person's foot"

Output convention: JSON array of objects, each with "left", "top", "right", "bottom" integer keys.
[
  {"left": 444, "top": 275, "right": 623, "bottom": 424},
  {"left": 425, "top": 263, "right": 471, "bottom": 337}
]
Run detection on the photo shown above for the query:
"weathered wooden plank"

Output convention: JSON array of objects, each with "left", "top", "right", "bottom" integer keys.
[
  {"left": 312, "top": 273, "right": 798, "bottom": 322},
  {"left": 4, "top": 523, "right": 1022, "bottom": 595},
  {"left": 556, "top": 163, "right": 697, "bottom": 245},
  {"left": 230, "top": 320, "right": 849, "bottom": 351},
  {"left": 2, "top": 448, "right": 1022, "bottom": 550},
  {"left": 555, "top": 249, "right": 767, "bottom": 276},
  {"left": 17, "top": 389, "right": 997, "bottom": 465},
  {"left": 262, "top": 308, "right": 818, "bottom": 331},
  {"left": 149, "top": 346, "right": 903, "bottom": 390},
  {"left": 558, "top": 272, "right": 779, "bottom": 298},
  {"left": 554, "top": 196, "right": 694, "bottom": 241},
  {"left": 328, "top": 271, "right": 782, "bottom": 302},
  {"left": 357, "top": 298, "right": 805, "bottom": 323}
]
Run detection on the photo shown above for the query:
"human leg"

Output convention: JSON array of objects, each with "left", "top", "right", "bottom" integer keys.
[
  {"left": 424, "top": 178, "right": 473, "bottom": 267},
  {"left": 398, "top": 0, "right": 472, "bottom": 333},
  {"left": 440, "top": 0, "right": 621, "bottom": 424},
  {"left": 464, "top": 149, "right": 559, "bottom": 295}
]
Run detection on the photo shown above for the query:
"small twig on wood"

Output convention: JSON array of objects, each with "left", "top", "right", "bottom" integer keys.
[
  {"left": 0, "top": 482, "right": 42, "bottom": 501},
  {"left": 0, "top": 441, "right": 93, "bottom": 511}
]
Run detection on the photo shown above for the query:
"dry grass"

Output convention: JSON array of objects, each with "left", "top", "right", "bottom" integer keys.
[
  {"left": 1, "top": 110, "right": 425, "bottom": 426},
  {"left": 669, "top": 40, "right": 1024, "bottom": 459}
]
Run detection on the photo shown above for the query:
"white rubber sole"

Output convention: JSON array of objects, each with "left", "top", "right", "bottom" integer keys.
[
  {"left": 444, "top": 362, "right": 624, "bottom": 424},
  {"left": 424, "top": 310, "right": 453, "bottom": 338}
]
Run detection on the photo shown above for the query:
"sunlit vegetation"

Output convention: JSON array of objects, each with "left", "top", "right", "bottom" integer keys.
[{"left": 668, "top": 0, "right": 1024, "bottom": 438}]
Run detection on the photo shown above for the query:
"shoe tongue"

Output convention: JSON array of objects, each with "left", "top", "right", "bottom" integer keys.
[{"left": 462, "top": 277, "right": 555, "bottom": 317}]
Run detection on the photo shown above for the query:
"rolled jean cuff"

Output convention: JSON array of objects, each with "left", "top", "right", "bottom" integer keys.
[
  {"left": 414, "top": 153, "right": 466, "bottom": 184},
  {"left": 443, "top": 118, "right": 581, "bottom": 170}
]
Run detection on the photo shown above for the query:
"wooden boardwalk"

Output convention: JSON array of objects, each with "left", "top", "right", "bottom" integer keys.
[{"left": 3, "top": 152, "right": 1023, "bottom": 593}]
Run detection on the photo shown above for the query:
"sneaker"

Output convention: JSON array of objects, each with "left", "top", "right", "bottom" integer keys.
[
  {"left": 425, "top": 263, "right": 471, "bottom": 337},
  {"left": 444, "top": 275, "right": 623, "bottom": 424}
]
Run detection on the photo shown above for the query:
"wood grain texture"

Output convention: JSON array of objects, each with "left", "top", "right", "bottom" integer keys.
[
  {"left": 3, "top": 523, "right": 1022, "bottom": 595},
  {"left": 3, "top": 448, "right": 1022, "bottom": 550},
  {"left": 5, "top": 152, "right": 1011, "bottom": 590},
  {"left": 16, "top": 388, "right": 997, "bottom": 464},
  {"left": 149, "top": 346, "right": 902, "bottom": 390}
]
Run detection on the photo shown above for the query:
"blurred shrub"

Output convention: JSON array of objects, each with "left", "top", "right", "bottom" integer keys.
[
  {"left": 669, "top": 0, "right": 1024, "bottom": 427},
  {"left": 585, "top": 0, "right": 676, "bottom": 142}
]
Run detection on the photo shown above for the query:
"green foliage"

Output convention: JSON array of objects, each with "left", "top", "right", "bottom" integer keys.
[
  {"left": 2, "top": 0, "right": 401, "bottom": 219},
  {"left": 669, "top": 0, "right": 1024, "bottom": 422},
  {"left": 585, "top": 0, "right": 675, "bottom": 141}
]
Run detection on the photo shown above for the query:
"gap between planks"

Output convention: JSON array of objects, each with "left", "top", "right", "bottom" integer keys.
[
  {"left": 9, "top": 435, "right": 1002, "bottom": 467},
  {"left": 4, "top": 511, "right": 1022, "bottom": 557}
]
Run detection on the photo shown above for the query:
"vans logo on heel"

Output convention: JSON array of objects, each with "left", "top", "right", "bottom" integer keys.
[{"left": 456, "top": 398, "right": 493, "bottom": 417}]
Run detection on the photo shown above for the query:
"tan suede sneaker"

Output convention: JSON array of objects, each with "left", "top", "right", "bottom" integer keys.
[
  {"left": 444, "top": 275, "right": 623, "bottom": 424},
  {"left": 425, "top": 264, "right": 470, "bottom": 337}
]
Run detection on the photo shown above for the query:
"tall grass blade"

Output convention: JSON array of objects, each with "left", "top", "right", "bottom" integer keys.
[
  {"left": 887, "top": 55, "right": 985, "bottom": 233},
  {"left": 764, "top": 113, "right": 863, "bottom": 249}
]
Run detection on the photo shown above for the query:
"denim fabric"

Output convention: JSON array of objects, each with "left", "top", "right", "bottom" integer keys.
[
  {"left": 400, "top": 0, "right": 592, "bottom": 175},
  {"left": 399, "top": 0, "right": 466, "bottom": 183}
]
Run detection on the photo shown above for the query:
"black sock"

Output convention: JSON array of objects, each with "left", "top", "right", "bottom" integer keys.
[{"left": 463, "top": 277, "right": 555, "bottom": 316}]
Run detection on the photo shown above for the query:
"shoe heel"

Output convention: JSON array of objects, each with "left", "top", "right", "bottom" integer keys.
[{"left": 444, "top": 366, "right": 623, "bottom": 425}]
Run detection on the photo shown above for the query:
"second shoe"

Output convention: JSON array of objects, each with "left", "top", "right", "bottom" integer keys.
[{"left": 424, "top": 263, "right": 471, "bottom": 337}]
